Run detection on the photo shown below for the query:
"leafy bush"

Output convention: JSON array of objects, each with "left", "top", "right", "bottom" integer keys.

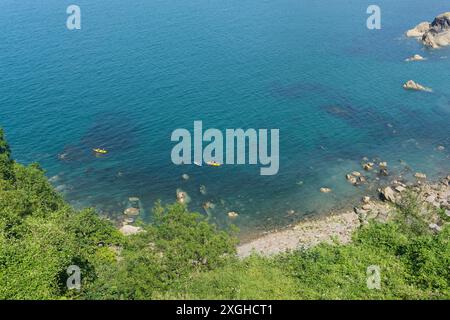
[
  {"left": 84, "top": 203, "right": 237, "bottom": 299},
  {"left": 0, "top": 128, "right": 14, "bottom": 181}
]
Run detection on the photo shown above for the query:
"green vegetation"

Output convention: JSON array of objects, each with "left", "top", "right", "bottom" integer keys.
[{"left": 0, "top": 128, "right": 448, "bottom": 299}]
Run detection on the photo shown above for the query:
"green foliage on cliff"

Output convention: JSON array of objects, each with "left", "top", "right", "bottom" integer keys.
[
  {"left": 166, "top": 221, "right": 449, "bottom": 300},
  {"left": 0, "top": 128, "right": 449, "bottom": 300},
  {"left": 83, "top": 203, "right": 238, "bottom": 299},
  {"left": 0, "top": 128, "right": 14, "bottom": 181}
]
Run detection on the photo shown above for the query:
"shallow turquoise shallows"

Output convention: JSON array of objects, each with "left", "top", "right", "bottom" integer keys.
[{"left": 1, "top": 0, "right": 449, "bottom": 236}]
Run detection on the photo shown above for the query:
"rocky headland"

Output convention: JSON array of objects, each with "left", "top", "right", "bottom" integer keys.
[{"left": 406, "top": 12, "right": 450, "bottom": 48}]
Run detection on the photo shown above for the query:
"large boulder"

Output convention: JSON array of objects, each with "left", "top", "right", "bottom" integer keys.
[
  {"left": 176, "top": 189, "right": 191, "bottom": 204},
  {"left": 320, "top": 187, "right": 332, "bottom": 193},
  {"left": 380, "top": 186, "right": 396, "bottom": 202},
  {"left": 227, "top": 211, "right": 239, "bottom": 219},
  {"left": 119, "top": 225, "right": 143, "bottom": 236},
  {"left": 407, "top": 13, "right": 450, "bottom": 48}
]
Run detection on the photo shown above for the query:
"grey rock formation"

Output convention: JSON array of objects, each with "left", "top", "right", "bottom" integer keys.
[{"left": 406, "top": 12, "right": 450, "bottom": 48}]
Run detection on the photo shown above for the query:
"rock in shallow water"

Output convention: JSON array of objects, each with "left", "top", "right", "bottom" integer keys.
[
  {"left": 403, "top": 80, "right": 432, "bottom": 92},
  {"left": 380, "top": 186, "right": 396, "bottom": 202},
  {"left": 414, "top": 172, "right": 427, "bottom": 180},
  {"left": 405, "top": 54, "right": 426, "bottom": 62},
  {"left": 227, "top": 211, "right": 239, "bottom": 218},
  {"left": 176, "top": 189, "right": 191, "bottom": 204},
  {"left": 124, "top": 207, "right": 139, "bottom": 216}
]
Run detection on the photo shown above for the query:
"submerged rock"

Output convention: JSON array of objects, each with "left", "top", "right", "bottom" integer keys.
[
  {"left": 414, "top": 172, "right": 427, "bottom": 180},
  {"left": 403, "top": 80, "right": 432, "bottom": 92},
  {"left": 346, "top": 171, "right": 366, "bottom": 186},
  {"left": 379, "top": 168, "right": 389, "bottom": 177},
  {"left": 122, "top": 217, "right": 134, "bottom": 225},
  {"left": 182, "top": 174, "right": 189, "bottom": 180},
  {"left": 346, "top": 174, "right": 357, "bottom": 185},
  {"left": 203, "top": 201, "right": 216, "bottom": 210},
  {"left": 124, "top": 207, "right": 139, "bottom": 216}
]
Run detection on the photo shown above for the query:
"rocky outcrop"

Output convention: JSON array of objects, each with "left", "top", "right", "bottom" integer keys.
[
  {"left": 403, "top": 80, "right": 432, "bottom": 92},
  {"left": 406, "top": 22, "right": 431, "bottom": 37},
  {"left": 405, "top": 54, "right": 426, "bottom": 62},
  {"left": 380, "top": 186, "right": 396, "bottom": 203},
  {"left": 346, "top": 171, "right": 366, "bottom": 186},
  {"left": 227, "top": 211, "right": 239, "bottom": 218},
  {"left": 176, "top": 189, "right": 191, "bottom": 204},
  {"left": 119, "top": 225, "right": 143, "bottom": 236},
  {"left": 406, "top": 12, "right": 450, "bottom": 48},
  {"left": 363, "top": 162, "right": 374, "bottom": 171}
]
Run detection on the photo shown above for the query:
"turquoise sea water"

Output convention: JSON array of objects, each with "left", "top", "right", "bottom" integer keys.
[{"left": 1, "top": 0, "right": 449, "bottom": 236}]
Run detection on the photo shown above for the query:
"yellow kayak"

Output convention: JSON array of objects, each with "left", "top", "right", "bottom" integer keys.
[
  {"left": 93, "top": 148, "right": 108, "bottom": 154},
  {"left": 206, "top": 161, "right": 222, "bottom": 167}
]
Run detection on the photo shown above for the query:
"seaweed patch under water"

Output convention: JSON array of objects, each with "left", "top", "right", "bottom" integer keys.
[{"left": 58, "top": 111, "right": 138, "bottom": 164}]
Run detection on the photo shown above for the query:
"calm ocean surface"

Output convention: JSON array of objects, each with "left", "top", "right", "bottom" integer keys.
[{"left": 1, "top": 0, "right": 449, "bottom": 236}]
